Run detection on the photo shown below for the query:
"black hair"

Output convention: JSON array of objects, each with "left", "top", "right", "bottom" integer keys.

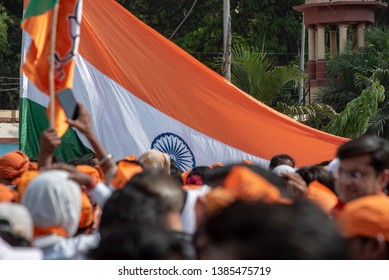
[
  {"left": 129, "top": 169, "right": 185, "bottom": 213},
  {"left": 269, "top": 154, "right": 296, "bottom": 170},
  {"left": 99, "top": 186, "right": 164, "bottom": 238},
  {"left": 0, "top": 220, "right": 30, "bottom": 247},
  {"left": 337, "top": 135, "right": 389, "bottom": 173},
  {"left": 90, "top": 223, "right": 185, "bottom": 260},
  {"left": 205, "top": 163, "right": 288, "bottom": 195},
  {"left": 204, "top": 199, "right": 346, "bottom": 259},
  {"left": 186, "top": 166, "right": 212, "bottom": 184},
  {"left": 296, "top": 165, "right": 335, "bottom": 192},
  {"left": 67, "top": 154, "right": 96, "bottom": 166}
]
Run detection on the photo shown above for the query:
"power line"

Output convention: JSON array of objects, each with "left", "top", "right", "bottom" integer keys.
[
  {"left": 0, "top": 88, "right": 19, "bottom": 92},
  {"left": 0, "top": 77, "right": 19, "bottom": 80},
  {"left": 169, "top": 0, "right": 199, "bottom": 40}
]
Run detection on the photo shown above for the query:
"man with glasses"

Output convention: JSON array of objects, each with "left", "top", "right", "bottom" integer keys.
[
  {"left": 333, "top": 135, "right": 389, "bottom": 259},
  {"left": 334, "top": 135, "right": 389, "bottom": 205}
]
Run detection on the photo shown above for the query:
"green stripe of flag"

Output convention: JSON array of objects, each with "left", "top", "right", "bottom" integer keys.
[
  {"left": 22, "top": 0, "right": 58, "bottom": 22},
  {"left": 19, "top": 98, "right": 93, "bottom": 162}
]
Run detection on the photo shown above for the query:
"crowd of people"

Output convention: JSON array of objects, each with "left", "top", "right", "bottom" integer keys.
[{"left": 1, "top": 102, "right": 389, "bottom": 260}]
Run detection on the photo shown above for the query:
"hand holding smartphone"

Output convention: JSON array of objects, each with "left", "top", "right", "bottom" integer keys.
[{"left": 57, "top": 88, "right": 79, "bottom": 120}]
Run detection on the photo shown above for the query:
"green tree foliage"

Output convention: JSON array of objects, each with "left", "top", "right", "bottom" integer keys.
[
  {"left": 117, "top": 0, "right": 304, "bottom": 68},
  {"left": 316, "top": 46, "right": 382, "bottom": 112},
  {"left": 317, "top": 26, "right": 389, "bottom": 138},
  {"left": 0, "top": 5, "right": 11, "bottom": 56},
  {"left": 229, "top": 44, "right": 304, "bottom": 104},
  {"left": 277, "top": 102, "right": 338, "bottom": 130},
  {"left": 1, "top": 0, "right": 305, "bottom": 109},
  {"left": 323, "top": 82, "right": 385, "bottom": 138},
  {"left": 232, "top": 0, "right": 303, "bottom": 65},
  {"left": 376, "top": 0, "right": 389, "bottom": 26},
  {"left": 0, "top": 0, "right": 23, "bottom": 109}
]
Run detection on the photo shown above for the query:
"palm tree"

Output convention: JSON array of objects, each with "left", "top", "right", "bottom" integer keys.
[
  {"left": 229, "top": 44, "right": 304, "bottom": 105},
  {"left": 276, "top": 102, "right": 338, "bottom": 130},
  {"left": 228, "top": 44, "right": 341, "bottom": 128}
]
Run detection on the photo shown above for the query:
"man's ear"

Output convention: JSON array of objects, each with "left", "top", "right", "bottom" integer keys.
[{"left": 378, "top": 169, "right": 389, "bottom": 190}]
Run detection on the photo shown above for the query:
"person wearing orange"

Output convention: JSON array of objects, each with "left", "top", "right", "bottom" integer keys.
[
  {"left": 109, "top": 159, "right": 143, "bottom": 190},
  {"left": 337, "top": 195, "right": 389, "bottom": 259},
  {"left": 0, "top": 150, "right": 38, "bottom": 186},
  {"left": 21, "top": 170, "right": 100, "bottom": 259},
  {"left": 332, "top": 135, "right": 389, "bottom": 215},
  {"left": 0, "top": 184, "right": 18, "bottom": 202}
]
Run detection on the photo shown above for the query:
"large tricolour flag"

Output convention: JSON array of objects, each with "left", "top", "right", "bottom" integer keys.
[{"left": 20, "top": 0, "right": 348, "bottom": 170}]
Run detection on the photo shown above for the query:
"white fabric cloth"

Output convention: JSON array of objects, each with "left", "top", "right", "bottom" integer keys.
[
  {"left": 272, "top": 164, "right": 296, "bottom": 176},
  {"left": 90, "top": 181, "right": 112, "bottom": 208},
  {"left": 32, "top": 233, "right": 100, "bottom": 260},
  {"left": 181, "top": 185, "right": 212, "bottom": 234},
  {"left": 327, "top": 158, "right": 340, "bottom": 173},
  {"left": 21, "top": 170, "right": 81, "bottom": 237},
  {"left": 21, "top": 170, "right": 101, "bottom": 259}
]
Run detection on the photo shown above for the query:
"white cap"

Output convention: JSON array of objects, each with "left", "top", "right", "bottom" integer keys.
[{"left": 0, "top": 203, "right": 33, "bottom": 242}]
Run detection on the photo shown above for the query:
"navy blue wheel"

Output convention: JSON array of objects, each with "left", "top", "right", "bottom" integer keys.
[{"left": 151, "top": 132, "right": 195, "bottom": 171}]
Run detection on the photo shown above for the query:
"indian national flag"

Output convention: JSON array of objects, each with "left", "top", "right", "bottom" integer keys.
[{"left": 20, "top": 0, "right": 347, "bottom": 168}]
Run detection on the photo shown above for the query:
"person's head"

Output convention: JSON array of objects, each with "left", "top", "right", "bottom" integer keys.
[
  {"left": 129, "top": 169, "right": 185, "bottom": 214},
  {"left": 335, "top": 135, "right": 389, "bottom": 202},
  {"left": 99, "top": 186, "right": 164, "bottom": 238},
  {"left": 336, "top": 195, "right": 389, "bottom": 259},
  {"left": 0, "top": 203, "right": 34, "bottom": 247},
  {"left": 186, "top": 166, "right": 211, "bottom": 185},
  {"left": 89, "top": 223, "right": 184, "bottom": 260},
  {"left": 269, "top": 154, "right": 295, "bottom": 171},
  {"left": 109, "top": 159, "right": 143, "bottom": 190},
  {"left": 202, "top": 199, "right": 346, "bottom": 260},
  {"left": 138, "top": 149, "right": 170, "bottom": 173},
  {"left": 21, "top": 170, "right": 82, "bottom": 238},
  {"left": 0, "top": 150, "right": 37, "bottom": 186},
  {"left": 205, "top": 164, "right": 287, "bottom": 191},
  {"left": 128, "top": 170, "right": 185, "bottom": 231}
]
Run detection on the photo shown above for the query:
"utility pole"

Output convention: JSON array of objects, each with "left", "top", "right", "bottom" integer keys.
[
  {"left": 222, "top": 0, "right": 231, "bottom": 81},
  {"left": 299, "top": 15, "right": 306, "bottom": 103}
]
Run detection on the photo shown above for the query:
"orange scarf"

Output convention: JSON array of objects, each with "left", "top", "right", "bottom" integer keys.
[{"left": 34, "top": 225, "right": 69, "bottom": 238}]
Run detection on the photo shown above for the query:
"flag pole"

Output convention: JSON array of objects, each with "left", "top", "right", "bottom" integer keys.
[{"left": 49, "top": 2, "right": 60, "bottom": 128}]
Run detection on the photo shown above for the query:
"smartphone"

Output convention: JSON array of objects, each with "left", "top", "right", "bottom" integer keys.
[{"left": 57, "top": 88, "right": 79, "bottom": 120}]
